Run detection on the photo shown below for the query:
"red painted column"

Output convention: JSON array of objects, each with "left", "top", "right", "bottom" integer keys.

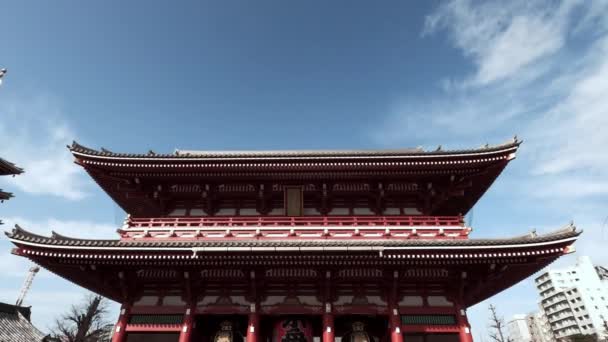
[
  {"left": 322, "top": 303, "right": 335, "bottom": 342},
  {"left": 457, "top": 307, "right": 473, "bottom": 342},
  {"left": 390, "top": 271, "right": 404, "bottom": 342},
  {"left": 178, "top": 306, "right": 195, "bottom": 342},
  {"left": 111, "top": 304, "right": 130, "bottom": 342},
  {"left": 390, "top": 307, "right": 404, "bottom": 342},
  {"left": 246, "top": 305, "right": 260, "bottom": 342}
]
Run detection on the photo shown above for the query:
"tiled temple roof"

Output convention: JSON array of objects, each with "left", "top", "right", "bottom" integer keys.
[
  {"left": 0, "top": 190, "right": 13, "bottom": 201},
  {"left": 0, "top": 158, "right": 23, "bottom": 176},
  {"left": 0, "top": 303, "right": 46, "bottom": 342},
  {"left": 68, "top": 138, "right": 521, "bottom": 160},
  {"left": 5, "top": 223, "right": 580, "bottom": 250}
]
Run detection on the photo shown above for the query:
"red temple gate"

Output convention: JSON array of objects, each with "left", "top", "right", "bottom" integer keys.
[{"left": 5, "top": 139, "right": 580, "bottom": 342}]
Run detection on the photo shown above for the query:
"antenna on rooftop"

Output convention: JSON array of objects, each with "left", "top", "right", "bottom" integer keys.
[{"left": 16, "top": 266, "right": 40, "bottom": 307}]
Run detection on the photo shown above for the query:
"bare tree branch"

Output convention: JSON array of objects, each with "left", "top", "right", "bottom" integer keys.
[
  {"left": 51, "top": 294, "right": 109, "bottom": 342},
  {"left": 488, "top": 304, "right": 514, "bottom": 342}
]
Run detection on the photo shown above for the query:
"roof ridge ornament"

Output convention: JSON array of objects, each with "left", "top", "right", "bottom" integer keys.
[
  {"left": 6, "top": 224, "right": 49, "bottom": 240},
  {"left": 51, "top": 230, "right": 78, "bottom": 240}
]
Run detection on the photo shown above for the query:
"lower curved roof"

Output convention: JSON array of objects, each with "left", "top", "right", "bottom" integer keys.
[
  {"left": 4, "top": 224, "right": 580, "bottom": 308},
  {"left": 6, "top": 224, "right": 580, "bottom": 251}
]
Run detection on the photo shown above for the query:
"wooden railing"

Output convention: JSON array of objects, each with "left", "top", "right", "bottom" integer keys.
[
  {"left": 126, "top": 215, "right": 464, "bottom": 228},
  {"left": 119, "top": 215, "right": 469, "bottom": 240}
]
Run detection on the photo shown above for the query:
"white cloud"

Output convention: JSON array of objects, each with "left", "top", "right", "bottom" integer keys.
[
  {"left": 423, "top": 0, "right": 580, "bottom": 86},
  {"left": 528, "top": 36, "right": 608, "bottom": 177},
  {"left": 378, "top": 0, "right": 608, "bottom": 199},
  {"left": 0, "top": 94, "right": 88, "bottom": 200}
]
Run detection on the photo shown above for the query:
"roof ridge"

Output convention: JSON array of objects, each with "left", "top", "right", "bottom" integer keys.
[{"left": 69, "top": 137, "right": 522, "bottom": 159}]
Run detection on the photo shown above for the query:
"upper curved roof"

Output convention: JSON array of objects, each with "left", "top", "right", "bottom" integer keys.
[
  {"left": 65, "top": 138, "right": 522, "bottom": 217},
  {"left": 68, "top": 138, "right": 521, "bottom": 160}
]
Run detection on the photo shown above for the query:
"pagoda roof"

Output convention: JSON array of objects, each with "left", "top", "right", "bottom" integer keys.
[
  {"left": 69, "top": 139, "right": 521, "bottom": 160},
  {"left": 5, "top": 223, "right": 580, "bottom": 307},
  {"left": 0, "top": 302, "right": 46, "bottom": 342},
  {"left": 0, "top": 158, "right": 24, "bottom": 176},
  {"left": 5, "top": 223, "right": 579, "bottom": 251},
  {"left": 67, "top": 139, "right": 521, "bottom": 217}
]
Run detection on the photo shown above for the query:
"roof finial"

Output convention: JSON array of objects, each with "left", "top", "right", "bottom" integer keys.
[
  {"left": 513, "top": 135, "right": 518, "bottom": 143},
  {"left": 148, "top": 150, "right": 156, "bottom": 156},
  {"left": 435, "top": 145, "right": 442, "bottom": 151}
]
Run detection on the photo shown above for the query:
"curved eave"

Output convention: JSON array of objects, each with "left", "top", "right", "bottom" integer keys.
[
  {"left": 0, "top": 190, "right": 14, "bottom": 201},
  {"left": 6, "top": 223, "right": 580, "bottom": 252},
  {"left": 0, "top": 158, "right": 23, "bottom": 175},
  {"left": 68, "top": 139, "right": 521, "bottom": 163}
]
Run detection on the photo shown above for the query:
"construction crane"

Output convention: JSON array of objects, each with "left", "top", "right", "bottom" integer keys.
[{"left": 15, "top": 266, "right": 40, "bottom": 307}]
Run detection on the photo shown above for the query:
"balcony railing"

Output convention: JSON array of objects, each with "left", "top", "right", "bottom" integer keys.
[
  {"left": 126, "top": 215, "right": 464, "bottom": 228},
  {"left": 120, "top": 215, "right": 468, "bottom": 240}
]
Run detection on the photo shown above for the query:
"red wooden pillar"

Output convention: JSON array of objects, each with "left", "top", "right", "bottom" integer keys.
[
  {"left": 390, "top": 271, "right": 404, "bottom": 342},
  {"left": 246, "top": 304, "right": 260, "bottom": 342},
  {"left": 390, "top": 307, "right": 404, "bottom": 342},
  {"left": 111, "top": 304, "right": 130, "bottom": 342},
  {"left": 178, "top": 306, "right": 195, "bottom": 342},
  {"left": 322, "top": 303, "right": 335, "bottom": 342},
  {"left": 457, "top": 307, "right": 473, "bottom": 342}
]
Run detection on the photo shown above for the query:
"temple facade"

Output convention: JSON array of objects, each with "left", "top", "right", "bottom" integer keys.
[{"left": 5, "top": 139, "right": 580, "bottom": 342}]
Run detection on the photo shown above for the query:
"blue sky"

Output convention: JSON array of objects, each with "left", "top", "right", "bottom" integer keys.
[{"left": 1, "top": 0, "right": 607, "bottom": 338}]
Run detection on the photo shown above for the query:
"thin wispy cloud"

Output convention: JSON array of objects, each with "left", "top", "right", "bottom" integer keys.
[
  {"left": 423, "top": 0, "right": 593, "bottom": 86},
  {"left": 377, "top": 0, "right": 608, "bottom": 198},
  {"left": 0, "top": 94, "right": 89, "bottom": 200}
]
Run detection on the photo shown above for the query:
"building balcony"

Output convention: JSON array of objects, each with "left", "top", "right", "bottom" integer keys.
[{"left": 119, "top": 215, "right": 469, "bottom": 240}]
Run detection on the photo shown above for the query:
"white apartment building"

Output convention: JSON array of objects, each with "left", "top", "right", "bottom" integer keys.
[
  {"left": 534, "top": 256, "right": 608, "bottom": 340},
  {"left": 508, "top": 314, "right": 532, "bottom": 342},
  {"left": 527, "top": 311, "right": 556, "bottom": 342},
  {"left": 508, "top": 311, "right": 555, "bottom": 342}
]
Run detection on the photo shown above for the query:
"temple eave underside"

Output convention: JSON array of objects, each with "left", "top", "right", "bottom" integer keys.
[
  {"left": 7, "top": 139, "right": 585, "bottom": 342},
  {"left": 6, "top": 224, "right": 579, "bottom": 309},
  {"left": 68, "top": 140, "right": 521, "bottom": 217}
]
